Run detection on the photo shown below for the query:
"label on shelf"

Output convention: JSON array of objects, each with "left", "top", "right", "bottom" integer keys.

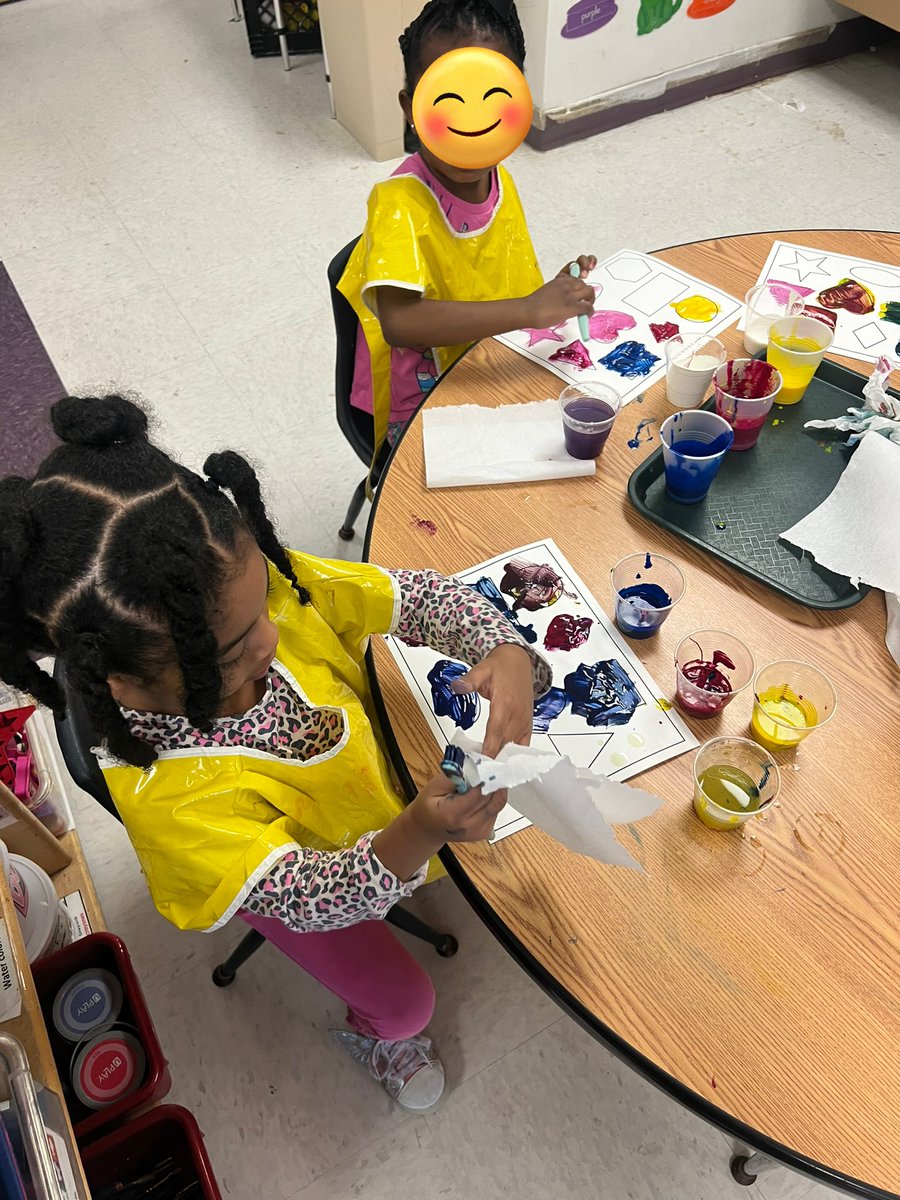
[
  {"left": 46, "top": 1127, "right": 82, "bottom": 1200},
  {"left": 61, "top": 892, "right": 92, "bottom": 941},
  {"left": 0, "top": 918, "right": 23, "bottom": 1022}
]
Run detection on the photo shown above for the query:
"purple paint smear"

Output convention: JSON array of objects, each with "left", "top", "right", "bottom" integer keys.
[{"left": 767, "top": 278, "right": 814, "bottom": 302}]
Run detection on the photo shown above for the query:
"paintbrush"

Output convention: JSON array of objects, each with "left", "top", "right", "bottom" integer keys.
[{"left": 570, "top": 261, "right": 591, "bottom": 343}]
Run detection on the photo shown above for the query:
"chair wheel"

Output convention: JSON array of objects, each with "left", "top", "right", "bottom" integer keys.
[
  {"left": 435, "top": 935, "right": 459, "bottom": 958},
  {"left": 730, "top": 1156, "right": 757, "bottom": 1186},
  {"left": 338, "top": 525, "right": 356, "bottom": 542},
  {"left": 212, "top": 965, "right": 236, "bottom": 988}
]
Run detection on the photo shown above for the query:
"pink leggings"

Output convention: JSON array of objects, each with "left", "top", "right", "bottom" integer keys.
[{"left": 239, "top": 911, "right": 435, "bottom": 1041}]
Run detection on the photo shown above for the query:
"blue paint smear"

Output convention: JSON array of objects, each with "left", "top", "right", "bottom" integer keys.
[
  {"left": 644, "top": 552, "right": 653, "bottom": 570},
  {"left": 600, "top": 340, "right": 660, "bottom": 378},
  {"left": 533, "top": 687, "right": 570, "bottom": 734},
  {"left": 428, "top": 659, "right": 480, "bottom": 730},
  {"left": 531, "top": 659, "right": 642, "bottom": 732},
  {"left": 470, "top": 576, "right": 538, "bottom": 644},
  {"left": 627, "top": 418, "right": 655, "bottom": 448}
]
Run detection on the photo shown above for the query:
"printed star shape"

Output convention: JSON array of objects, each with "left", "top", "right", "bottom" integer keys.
[
  {"left": 524, "top": 322, "right": 566, "bottom": 346},
  {"left": 777, "top": 249, "right": 831, "bottom": 283}
]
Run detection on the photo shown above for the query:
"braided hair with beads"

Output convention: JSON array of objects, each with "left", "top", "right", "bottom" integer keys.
[
  {"left": 0, "top": 395, "right": 309, "bottom": 769},
  {"left": 399, "top": 0, "right": 525, "bottom": 90}
]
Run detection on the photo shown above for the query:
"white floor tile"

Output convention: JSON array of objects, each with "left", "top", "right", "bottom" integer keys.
[{"left": 0, "top": 170, "right": 121, "bottom": 257}]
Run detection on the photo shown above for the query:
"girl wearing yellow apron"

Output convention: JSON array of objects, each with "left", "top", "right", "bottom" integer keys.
[
  {"left": 341, "top": 0, "right": 597, "bottom": 461},
  {"left": 0, "top": 395, "right": 549, "bottom": 1111}
]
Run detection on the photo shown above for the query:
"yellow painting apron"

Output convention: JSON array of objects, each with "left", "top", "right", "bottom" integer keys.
[
  {"left": 101, "top": 551, "right": 440, "bottom": 933},
  {"left": 338, "top": 164, "right": 543, "bottom": 462}
]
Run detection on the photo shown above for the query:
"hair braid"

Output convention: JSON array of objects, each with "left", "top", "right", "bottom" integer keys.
[
  {"left": 65, "top": 631, "right": 155, "bottom": 768},
  {"left": 400, "top": 0, "right": 525, "bottom": 88},
  {"left": 203, "top": 452, "right": 311, "bottom": 606}
]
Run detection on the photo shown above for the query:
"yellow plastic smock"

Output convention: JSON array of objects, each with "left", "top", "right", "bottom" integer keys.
[
  {"left": 338, "top": 165, "right": 543, "bottom": 461},
  {"left": 101, "top": 551, "right": 441, "bottom": 933}
]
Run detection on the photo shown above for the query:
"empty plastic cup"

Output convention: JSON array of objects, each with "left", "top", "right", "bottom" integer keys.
[
  {"left": 692, "top": 736, "right": 780, "bottom": 830},
  {"left": 660, "top": 410, "right": 733, "bottom": 504},
  {"left": 713, "top": 359, "right": 783, "bottom": 451},
  {"left": 664, "top": 335, "right": 726, "bottom": 409},
  {"left": 559, "top": 383, "right": 622, "bottom": 459},
  {"left": 766, "top": 315, "right": 834, "bottom": 405},
  {"left": 610, "top": 552, "right": 685, "bottom": 640},
  {"left": 743, "top": 283, "right": 804, "bottom": 355},
  {"left": 674, "top": 630, "right": 754, "bottom": 718},
  {"left": 750, "top": 660, "right": 837, "bottom": 751}
]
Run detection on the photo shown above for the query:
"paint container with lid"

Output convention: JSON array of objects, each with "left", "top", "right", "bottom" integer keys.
[
  {"left": 6, "top": 853, "right": 74, "bottom": 962},
  {"left": 52, "top": 968, "right": 123, "bottom": 1043},
  {"left": 70, "top": 1027, "right": 146, "bottom": 1111}
]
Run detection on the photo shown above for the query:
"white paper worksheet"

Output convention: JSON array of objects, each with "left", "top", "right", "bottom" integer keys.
[{"left": 385, "top": 539, "right": 697, "bottom": 842}]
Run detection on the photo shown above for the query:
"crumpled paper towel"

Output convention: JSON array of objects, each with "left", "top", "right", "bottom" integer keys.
[
  {"left": 780, "top": 432, "right": 900, "bottom": 667},
  {"left": 452, "top": 734, "right": 663, "bottom": 870},
  {"left": 422, "top": 399, "right": 595, "bottom": 489},
  {"left": 804, "top": 355, "right": 900, "bottom": 446}
]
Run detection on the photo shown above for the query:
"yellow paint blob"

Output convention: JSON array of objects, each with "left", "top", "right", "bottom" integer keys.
[
  {"left": 671, "top": 295, "right": 720, "bottom": 322},
  {"left": 627, "top": 731, "right": 645, "bottom": 748},
  {"left": 610, "top": 751, "right": 629, "bottom": 768},
  {"left": 655, "top": 697, "right": 672, "bottom": 711}
]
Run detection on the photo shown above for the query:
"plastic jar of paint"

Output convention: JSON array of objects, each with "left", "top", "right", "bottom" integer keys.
[
  {"left": 52, "top": 968, "right": 124, "bottom": 1043},
  {"left": 71, "top": 1027, "right": 146, "bottom": 1110},
  {"left": 7, "top": 853, "right": 75, "bottom": 963}
]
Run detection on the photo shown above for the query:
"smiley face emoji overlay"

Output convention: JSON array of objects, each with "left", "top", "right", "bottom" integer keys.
[{"left": 411, "top": 46, "right": 533, "bottom": 171}]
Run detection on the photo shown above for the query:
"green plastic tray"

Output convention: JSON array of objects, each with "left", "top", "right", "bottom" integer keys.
[{"left": 626, "top": 357, "right": 897, "bottom": 610}]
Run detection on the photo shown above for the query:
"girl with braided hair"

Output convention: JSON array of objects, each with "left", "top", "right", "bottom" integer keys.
[
  {"left": 0, "top": 394, "right": 551, "bottom": 1110},
  {"left": 340, "top": 0, "right": 597, "bottom": 460}
]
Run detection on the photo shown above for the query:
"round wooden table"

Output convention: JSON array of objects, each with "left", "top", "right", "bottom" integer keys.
[{"left": 366, "top": 231, "right": 900, "bottom": 1199}]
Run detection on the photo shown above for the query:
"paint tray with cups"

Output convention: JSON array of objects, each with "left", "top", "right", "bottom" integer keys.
[
  {"left": 31, "top": 931, "right": 171, "bottom": 1138},
  {"left": 627, "top": 357, "right": 900, "bottom": 609}
]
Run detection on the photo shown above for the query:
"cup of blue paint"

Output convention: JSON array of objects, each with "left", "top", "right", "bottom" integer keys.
[
  {"left": 610, "top": 552, "right": 685, "bottom": 639},
  {"left": 660, "top": 410, "right": 733, "bottom": 504}
]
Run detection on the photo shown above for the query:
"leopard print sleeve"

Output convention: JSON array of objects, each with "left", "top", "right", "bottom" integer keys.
[
  {"left": 389, "top": 568, "right": 552, "bottom": 697},
  {"left": 241, "top": 835, "right": 427, "bottom": 932}
]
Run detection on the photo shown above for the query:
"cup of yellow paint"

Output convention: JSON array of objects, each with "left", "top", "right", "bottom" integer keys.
[
  {"left": 750, "top": 660, "right": 837, "bottom": 751},
  {"left": 692, "top": 736, "right": 780, "bottom": 830},
  {"left": 766, "top": 315, "right": 834, "bottom": 405}
]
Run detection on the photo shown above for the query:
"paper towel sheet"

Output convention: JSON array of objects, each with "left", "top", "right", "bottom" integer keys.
[
  {"left": 780, "top": 433, "right": 900, "bottom": 596},
  {"left": 422, "top": 400, "right": 595, "bottom": 489},
  {"left": 453, "top": 734, "right": 663, "bottom": 870}
]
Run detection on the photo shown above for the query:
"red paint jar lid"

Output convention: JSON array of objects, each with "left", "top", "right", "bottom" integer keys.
[{"left": 71, "top": 1029, "right": 146, "bottom": 1110}]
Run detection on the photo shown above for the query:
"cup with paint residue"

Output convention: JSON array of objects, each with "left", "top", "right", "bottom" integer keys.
[
  {"left": 674, "top": 630, "right": 755, "bottom": 718},
  {"left": 610, "top": 552, "right": 685, "bottom": 640},
  {"left": 559, "top": 383, "right": 622, "bottom": 459},
  {"left": 713, "top": 358, "right": 782, "bottom": 451},
  {"left": 660, "top": 410, "right": 733, "bottom": 504},
  {"left": 743, "top": 283, "right": 804, "bottom": 355},
  {"left": 664, "top": 334, "right": 726, "bottom": 409},
  {"left": 692, "top": 736, "right": 781, "bottom": 831},
  {"left": 750, "top": 660, "right": 837, "bottom": 751}
]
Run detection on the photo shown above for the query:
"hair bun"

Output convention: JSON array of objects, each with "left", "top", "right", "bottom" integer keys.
[{"left": 51, "top": 395, "right": 149, "bottom": 448}]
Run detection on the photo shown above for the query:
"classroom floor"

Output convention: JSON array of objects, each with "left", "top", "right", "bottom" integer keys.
[{"left": 2, "top": 1, "right": 899, "bottom": 1196}]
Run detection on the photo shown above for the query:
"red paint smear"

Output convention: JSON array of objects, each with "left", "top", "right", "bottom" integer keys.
[
  {"left": 802, "top": 304, "right": 837, "bottom": 332},
  {"left": 817, "top": 278, "right": 875, "bottom": 315},
  {"left": 411, "top": 514, "right": 438, "bottom": 536},
  {"left": 711, "top": 1074, "right": 718, "bottom": 1088},
  {"left": 649, "top": 322, "right": 679, "bottom": 343},
  {"left": 544, "top": 613, "right": 593, "bottom": 652}
]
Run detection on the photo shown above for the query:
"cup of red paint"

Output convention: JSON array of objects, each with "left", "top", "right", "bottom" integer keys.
[
  {"left": 674, "top": 630, "right": 755, "bottom": 718},
  {"left": 610, "top": 552, "right": 685, "bottom": 639},
  {"left": 713, "top": 359, "right": 782, "bottom": 451},
  {"left": 559, "top": 383, "right": 622, "bottom": 459}
]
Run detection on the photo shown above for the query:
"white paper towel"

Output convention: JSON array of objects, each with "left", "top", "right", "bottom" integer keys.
[
  {"left": 422, "top": 400, "right": 594, "bottom": 489},
  {"left": 453, "top": 734, "right": 663, "bottom": 870}
]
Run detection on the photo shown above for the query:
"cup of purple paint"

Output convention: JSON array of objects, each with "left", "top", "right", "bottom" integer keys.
[
  {"left": 610, "top": 552, "right": 685, "bottom": 640},
  {"left": 559, "top": 383, "right": 622, "bottom": 459}
]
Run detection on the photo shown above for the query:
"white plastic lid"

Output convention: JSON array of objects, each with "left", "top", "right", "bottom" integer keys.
[{"left": 7, "top": 854, "right": 69, "bottom": 963}]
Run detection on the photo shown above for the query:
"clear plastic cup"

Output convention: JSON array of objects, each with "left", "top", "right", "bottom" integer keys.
[
  {"left": 610, "top": 552, "right": 685, "bottom": 640},
  {"left": 559, "top": 383, "right": 622, "bottom": 459},
  {"left": 664, "top": 335, "right": 726, "bottom": 409},
  {"left": 743, "top": 283, "right": 804, "bottom": 355},
  {"left": 766, "top": 315, "right": 834, "bottom": 405},
  {"left": 750, "top": 660, "right": 837, "bottom": 751},
  {"left": 713, "top": 359, "right": 783, "bottom": 452},
  {"left": 660, "top": 410, "right": 733, "bottom": 504},
  {"left": 692, "top": 736, "right": 781, "bottom": 830},
  {"left": 674, "top": 629, "right": 755, "bottom": 718}
]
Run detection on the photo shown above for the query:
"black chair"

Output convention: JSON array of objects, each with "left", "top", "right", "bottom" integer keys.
[
  {"left": 51, "top": 663, "right": 458, "bottom": 987},
  {"left": 328, "top": 237, "right": 390, "bottom": 542}
]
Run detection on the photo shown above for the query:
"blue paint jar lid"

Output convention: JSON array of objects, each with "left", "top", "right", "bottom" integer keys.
[{"left": 52, "top": 968, "right": 123, "bottom": 1042}]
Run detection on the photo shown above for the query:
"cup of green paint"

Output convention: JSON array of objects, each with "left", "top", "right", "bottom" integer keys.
[{"left": 692, "top": 736, "right": 780, "bottom": 831}]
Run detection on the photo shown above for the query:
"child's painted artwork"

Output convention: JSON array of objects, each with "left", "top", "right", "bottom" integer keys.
[
  {"left": 495, "top": 249, "right": 741, "bottom": 407},
  {"left": 385, "top": 540, "right": 698, "bottom": 843},
  {"left": 746, "top": 241, "right": 900, "bottom": 365}
]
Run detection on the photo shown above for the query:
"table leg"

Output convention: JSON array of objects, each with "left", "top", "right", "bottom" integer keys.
[
  {"left": 730, "top": 1152, "right": 775, "bottom": 1186},
  {"left": 272, "top": 0, "right": 291, "bottom": 70}
]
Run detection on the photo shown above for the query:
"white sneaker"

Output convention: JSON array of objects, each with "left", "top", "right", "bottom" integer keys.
[{"left": 331, "top": 1030, "right": 445, "bottom": 1110}]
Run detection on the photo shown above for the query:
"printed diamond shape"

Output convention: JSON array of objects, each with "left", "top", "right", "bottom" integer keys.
[
  {"left": 854, "top": 321, "right": 886, "bottom": 349},
  {"left": 606, "top": 255, "right": 652, "bottom": 283}
]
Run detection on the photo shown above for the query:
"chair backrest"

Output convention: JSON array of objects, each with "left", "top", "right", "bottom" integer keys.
[
  {"left": 51, "top": 661, "right": 122, "bottom": 823},
  {"left": 328, "top": 236, "right": 374, "bottom": 468}
]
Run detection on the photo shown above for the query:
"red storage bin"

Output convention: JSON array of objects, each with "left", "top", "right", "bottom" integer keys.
[
  {"left": 81, "top": 1105, "right": 222, "bottom": 1199},
  {"left": 31, "top": 932, "right": 171, "bottom": 1139}
]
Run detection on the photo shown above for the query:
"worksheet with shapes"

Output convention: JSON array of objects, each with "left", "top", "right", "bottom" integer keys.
[{"left": 385, "top": 539, "right": 698, "bottom": 842}]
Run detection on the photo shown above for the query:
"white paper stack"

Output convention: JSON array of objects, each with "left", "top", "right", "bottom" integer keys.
[{"left": 422, "top": 399, "right": 593, "bottom": 489}]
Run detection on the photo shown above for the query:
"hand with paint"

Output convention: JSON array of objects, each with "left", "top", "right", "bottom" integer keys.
[
  {"left": 523, "top": 271, "right": 595, "bottom": 331},
  {"left": 449, "top": 642, "right": 534, "bottom": 758}
]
